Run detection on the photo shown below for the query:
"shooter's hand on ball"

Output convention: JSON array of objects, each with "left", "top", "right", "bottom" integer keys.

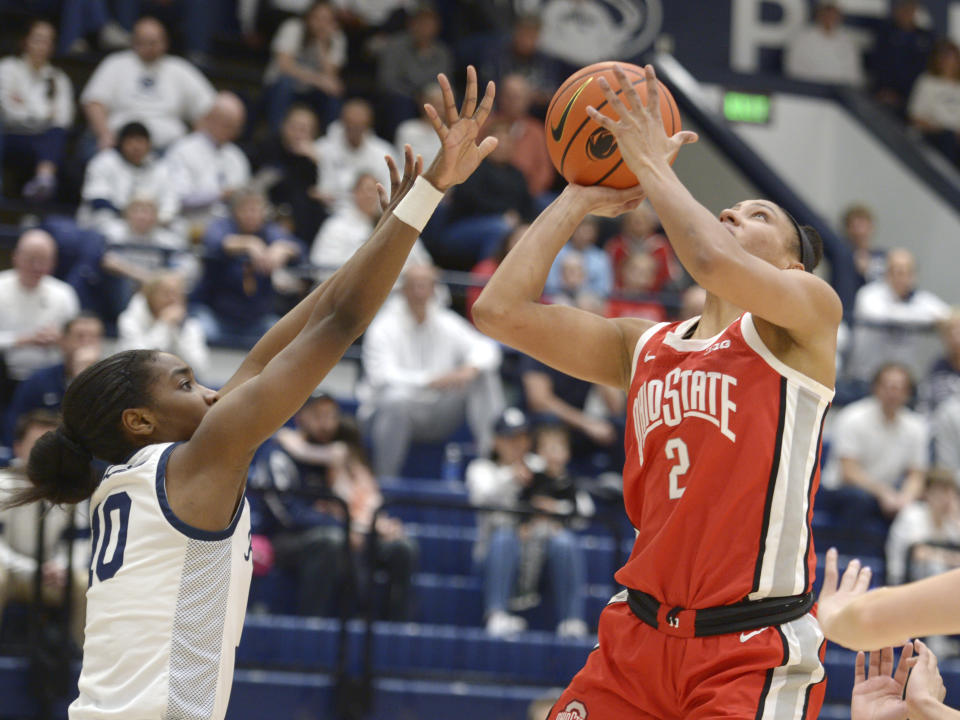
[{"left": 585, "top": 64, "right": 698, "bottom": 179}]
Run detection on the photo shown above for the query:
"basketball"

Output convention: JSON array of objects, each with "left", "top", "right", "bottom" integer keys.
[{"left": 545, "top": 61, "right": 682, "bottom": 188}]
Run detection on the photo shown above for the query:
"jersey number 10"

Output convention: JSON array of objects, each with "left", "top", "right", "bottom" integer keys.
[{"left": 89, "top": 492, "right": 132, "bottom": 586}]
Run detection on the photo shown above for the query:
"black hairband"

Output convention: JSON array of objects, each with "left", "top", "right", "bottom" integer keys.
[
  {"left": 785, "top": 211, "right": 815, "bottom": 273},
  {"left": 56, "top": 427, "right": 92, "bottom": 461}
]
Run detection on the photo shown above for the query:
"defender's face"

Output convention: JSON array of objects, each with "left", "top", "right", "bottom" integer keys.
[
  {"left": 147, "top": 353, "right": 218, "bottom": 441},
  {"left": 718, "top": 200, "right": 797, "bottom": 269}
]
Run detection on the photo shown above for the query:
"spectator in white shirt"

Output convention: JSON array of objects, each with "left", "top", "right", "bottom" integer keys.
[
  {"left": 822, "top": 363, "right": 929, "bottom": 528},
  {"left": 907, "top": 39, "right": 960, "bottom": 166},
  {"left": 886, "top": 468, "right": 960, "bottom": 585},
  {"left": 314, "top": 98, "right": 394, "bottom": 211},
  {"left": 845, "top": 248, "right": 949, "bottom": 385},
  {"left": 360, "top": 263, "right": 504, "bottom": 477},
  {"left": 164, "top": 92, "right": 251, "bottom": 229},
  {"left": 0, "top": 20, "right": 75, "bottom": 201},
  {"left": 784, "top": 1, "right": 865, "bottom": 86},
  {"left": 0, "top": 409, "right": 88, "bottom": 647},
  {"left": 310, "top": 171, "right": 434, "bottom": 277},
  {"left": 78, "top": 121, "right": 179, "bottom": 232},
  {"left": 264, "top": 1, "right": 347, "bottom": 131},
  {"left": 117, "top": 272, "right": 209, "bottom": 377},
  {"left": 394, "top": 83, "right": 442, "bottom": 165},
  {"left": 932, "top": 393, "right": 960, "bottom": 473},
  {"left": 0, "top": 230, "right": 79, "bottom": 405},
  {"left": 80, "top": 17, "right": 216, "bottom": 151}
]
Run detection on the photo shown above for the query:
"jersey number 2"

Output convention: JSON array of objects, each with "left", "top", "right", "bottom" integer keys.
[
  {"left": 89, "top": 492, "right": 132, "bottom": 585},
  {"left": 665, "top": 438, "right": 690, "bottom": 499}
]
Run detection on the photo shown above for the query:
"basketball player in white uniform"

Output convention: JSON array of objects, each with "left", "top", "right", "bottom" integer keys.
[{"left": 2, "top": 67, "right": 498, "bottom": 720}]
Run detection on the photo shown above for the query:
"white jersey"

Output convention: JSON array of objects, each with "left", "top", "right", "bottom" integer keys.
[{"left": 69, "top": 442, "right": 252, "bottom": 720}]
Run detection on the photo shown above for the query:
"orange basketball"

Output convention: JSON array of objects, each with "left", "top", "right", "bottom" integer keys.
[{"left": 544, "top": 61, "right": 681, "bottom": 188}]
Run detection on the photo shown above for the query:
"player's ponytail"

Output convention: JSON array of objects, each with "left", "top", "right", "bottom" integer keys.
[{"left": 2, "top": 349, "right": 159, "bottom": 509}]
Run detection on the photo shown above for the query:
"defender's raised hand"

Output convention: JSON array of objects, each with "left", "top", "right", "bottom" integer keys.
[
  {"left": 374, "top": 143, "right": 423, "bottom": 232},
  {"left": 421, "top": 65, "right": 497, "bottom": 191},
  {"left": 585, "top": 64, "right": 697, "bottom": 179}
]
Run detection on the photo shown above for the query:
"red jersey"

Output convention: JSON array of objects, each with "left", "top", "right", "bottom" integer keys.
[{"left": 618, "top": 313, "right": 834, "bottom": 609}]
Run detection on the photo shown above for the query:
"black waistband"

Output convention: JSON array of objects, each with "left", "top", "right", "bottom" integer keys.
[{"left": 626, "top": 588, "right": 814, "bottom": 637}]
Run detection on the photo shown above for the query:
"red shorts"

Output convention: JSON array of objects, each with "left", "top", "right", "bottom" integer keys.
[{"left": 546, "top": 599, "right": 826, "bottom": 720}]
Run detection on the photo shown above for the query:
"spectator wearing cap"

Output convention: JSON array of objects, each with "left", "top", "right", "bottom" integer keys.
[
  {"left": 867, "top": 0, "right": 935, "bottom": 114},
  {"left": 783, "top": 1, "right": 865, "bottom": 86},
  {"left": 845, "top": 248, "right": 949, "bottom": 386},
  {"left": 466, "top": 409, "right": 590, "bottom": 637},
  {"left": 0, "top": 230, "right": 79, "bottom": 406},
  {"left": 374, "top": 1, "right": 453, "bottom": 139},
  {"left": 191, "top": 188, "right": 303, "bottom": 348},
  {"left": 164, "top": 91, "right": 251, "bottom": 229},
  {"left": 360, "top": 263, "right": 504, "bottom": 478},
  {"left": 0, "top": 20, "right": 74, "bottom": 201},
  {"left": 251, "top": 393, "right": 417, "bottom": 620},
  {"left": 81, "top": 17, "right": 216, "bottom": 151},
  {"left": 3, "top": 313, "right": 103, "bottom": 446},
  {"left": 263, "top": 1, "right": 346, "bottom": 132},
  {"left": 78, "top": 122, "right": 179, "bottom": 234}
]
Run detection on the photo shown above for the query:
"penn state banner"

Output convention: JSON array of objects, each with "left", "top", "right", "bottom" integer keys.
[{"left": 520, "top": 0, "right": 960, "bottom": 77}]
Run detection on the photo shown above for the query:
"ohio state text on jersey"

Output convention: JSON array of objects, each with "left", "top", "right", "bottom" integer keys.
[{"left": 618, "top": 314, "right": 834, "bottom": 609}]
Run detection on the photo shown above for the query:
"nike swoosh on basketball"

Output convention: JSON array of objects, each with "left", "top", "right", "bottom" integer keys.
[
  {"left": 644, "top": 353, "right": 656, "bottom": 362},
  {"left": 740, "top": 628, "right": 768, "bottom": 642},
  {"left": 551, "top": 78, "right": 594, "bottom": 142}
]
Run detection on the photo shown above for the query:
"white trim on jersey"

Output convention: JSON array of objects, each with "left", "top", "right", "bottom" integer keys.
[
  {"left": 660, "top": 315, "right": 727, "bottom": 352},
  {"left": 740, "top": 314, "right": 835, "bottom": 402}
]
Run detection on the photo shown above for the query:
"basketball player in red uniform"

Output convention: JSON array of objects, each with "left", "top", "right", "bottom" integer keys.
[{"left": 473, "top": 64, "right": 842, "bottom": 719}]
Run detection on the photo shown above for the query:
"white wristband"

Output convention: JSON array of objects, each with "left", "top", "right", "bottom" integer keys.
[{"left": 392, "top": 176, "right": 444, "bottom": 233}]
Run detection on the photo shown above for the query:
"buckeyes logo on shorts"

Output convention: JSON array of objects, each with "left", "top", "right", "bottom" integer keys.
[{"left": 556, "top": 700, "right": 588, "bottom": 720}]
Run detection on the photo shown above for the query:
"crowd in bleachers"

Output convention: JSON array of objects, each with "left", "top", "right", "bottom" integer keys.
[{"left": 1, "top": 0, "right": 960, "bottom": 666}]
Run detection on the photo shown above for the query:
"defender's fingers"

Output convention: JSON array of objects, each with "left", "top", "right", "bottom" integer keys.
[
  {"left": 839, "top": 558, "right": 862, "bottom": 592},
  {"left": 644, "top": 64, "right": 662, "bottom": 119},
  {"left": 879, "top": 646, "right": 895, "bottom": 678},
  {"left": 868, "top": 648, "right": 881, "bottom": 679},
  {"left": 415, "top": 154, "right": 424, "bottom": 177},
  {"left": 461, "top": 65, "right": 478, "bottom": 118},
  {"left": 476, "top": 135, "right": 499, "bottom": 161},
  {"left": 474, "top": 80, "right": 496, "bottom": 126},
  {"left": 596, "top": 76, "right": 631, "bottom": 121},
  {"left": 437, "top": 72, "right": 459, "bottom": 126},
  {"left": 423, "top": 103, "right": 449, "bottom": 140},
  {"left": 585, "top": 105, "right": 617, "bottom": 131},
  {"left": 822, "top": 548, "right": 839, "bottom": 595},
  {"left": 854, "top": 651, "right": 866, "bottom": 684},
  {"left": 401, "top": 144, "right": 415, "bottom": 183},
  {"left": 853, "top": 565, "right": 872, "bottom": 594},
  {"left": 384, "top": 153, "right": 400, "bottom": 188},
  {"left": 376, "top": 182, "right": 388, "bottom": 210},
  {"left": 894, "top": 642, "right": 916, "bottom": 685}
]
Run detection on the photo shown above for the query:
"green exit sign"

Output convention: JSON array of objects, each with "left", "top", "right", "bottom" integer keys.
[{"left": 724, "top": 92, "right": 772, "bottom": 124}]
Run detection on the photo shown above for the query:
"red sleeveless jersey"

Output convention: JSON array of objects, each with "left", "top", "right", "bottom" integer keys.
[{"left": 617, "top": 313, "right": 834, "bottom": 609}]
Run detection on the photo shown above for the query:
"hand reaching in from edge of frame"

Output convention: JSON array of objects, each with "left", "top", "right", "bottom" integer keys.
[
  {"left": 905, "top": 639, "right": 948, "bottom": 718},
  {"left": 850, "top": 643, "right": 916, "bottom": 720},
  {"left": 818, "top": 547, "right": 875, "bottom": 648},
  {"left": 421, "top": 65, "right": 498, "bottom": 192},
  {"left": 373, "top": 143, "right": 424, "bottom": 234},
  {"left": 585, "top": 64, "right": 698, "bottom": 181}
]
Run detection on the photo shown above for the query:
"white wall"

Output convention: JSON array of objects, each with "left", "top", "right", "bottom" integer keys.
[{"left": 720, "top": 92, "right": 960, "bottom": 303}]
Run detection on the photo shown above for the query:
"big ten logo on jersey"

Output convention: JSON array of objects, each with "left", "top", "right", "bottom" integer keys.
[
  {"left": 517, "top": 0, "right": 663, "bottom": 59},
  {"left": 705, "top": 339, "right": 731, "bottom": 355},
  {"left": 632, "top": 368, "right": 738, "bottom": 462},
  {"left": 89, "top": 491, "right": 132, "bottom": 586}
]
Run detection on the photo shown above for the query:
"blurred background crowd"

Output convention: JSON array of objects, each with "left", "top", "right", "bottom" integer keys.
[{"left": 1, "top": 1, "right": 960, "bottom": 716}]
